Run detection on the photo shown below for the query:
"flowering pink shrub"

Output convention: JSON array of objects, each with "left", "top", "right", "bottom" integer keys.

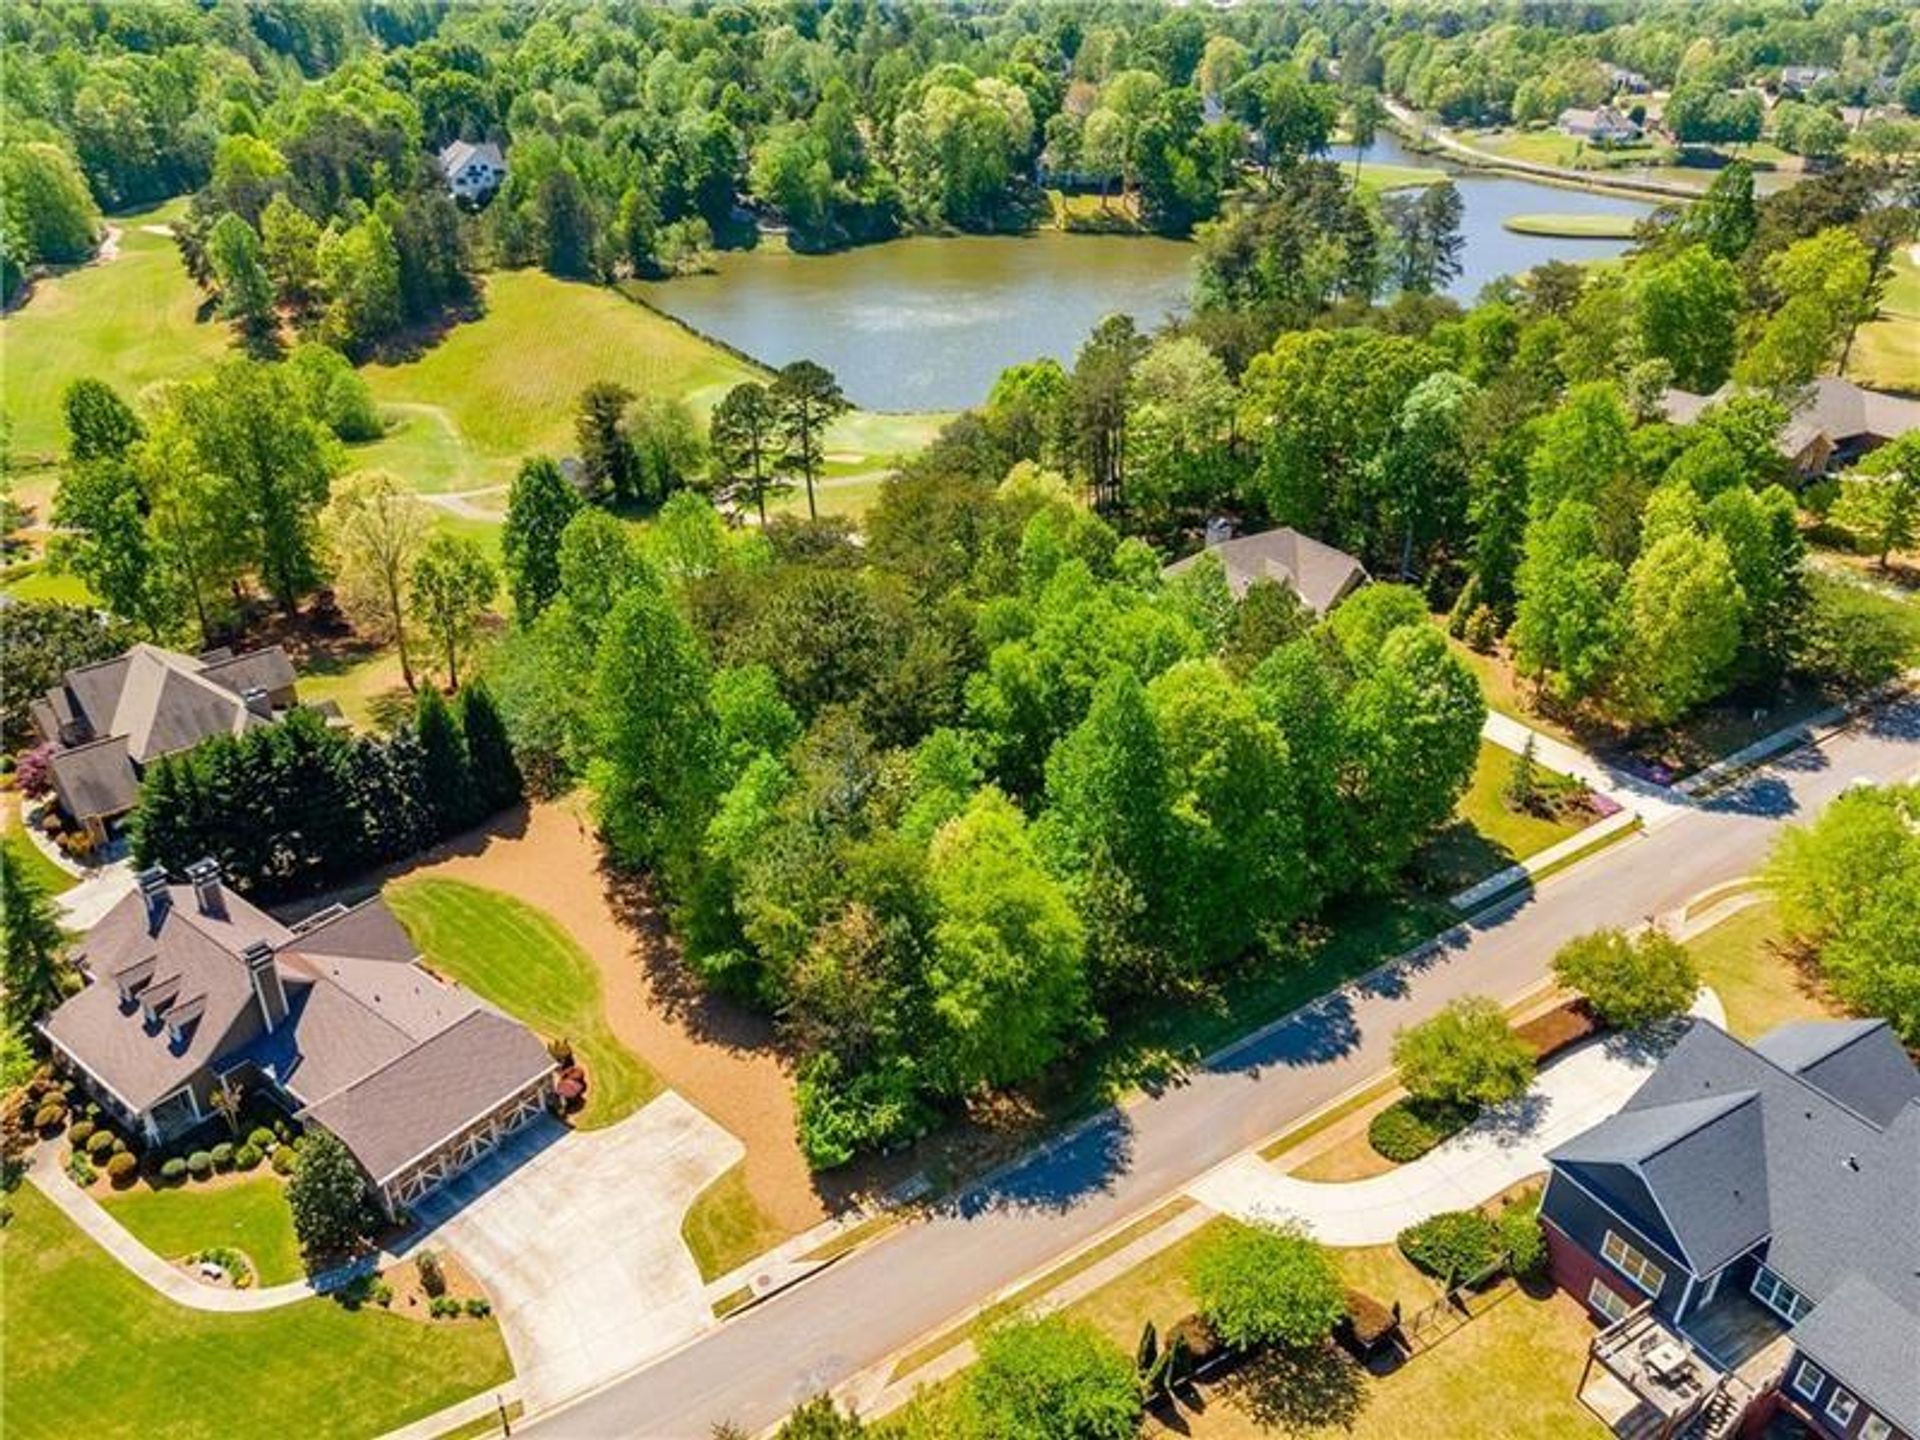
[{"left": 16, "top": 744, "right": 54, "bottom": 800}]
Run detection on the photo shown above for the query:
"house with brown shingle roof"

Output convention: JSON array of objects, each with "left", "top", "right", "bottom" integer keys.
[
  {"left": 1660, "top": 378, "right": 1920, "bottom": 478},
  {"left": 1163, "top": 523, "right": 1370, "bottom": 616},
  {"left": 28, "top": 642, "right": 326, "bottom": 845},
  {"left": 41, "top": 860, "right": 555, "bottom": 1218}
]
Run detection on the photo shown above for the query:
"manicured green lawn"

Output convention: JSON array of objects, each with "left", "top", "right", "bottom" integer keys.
[
  {"left": 100, "top": 1175, "right": 303, "bottom": 1287},
  {"left": 1502, "top": 213, "right": 1640, "bottom": 238},
  {"left": 1686, "top": 898, "right": 1841, "bottom": 1041},
  {"left": 1417, "top": 739, "right": 1592, "bottom": 894},
  {"left": 3, "top": 811, "right": 77, "bottom": 897},
  {"left": 356, "top": 269, "right": 943, "bottom": 495},
  {"left": 1848, "top": 249, "right": 1920, "bottom": 394},
  {"left": 1352, "top": 162, "right": 1446, "bottom": 194},
  {"left": 0, "top": 560, "right": 99, "bottom": 607},
  {"left": 681, "top": 1161, "right": 788, "bottom": 1283},
  {"left": 385, "top": 877, "right": 661, "bottom": 1127},
  {"left": 0, "top": 199, "right": 230, "bottom": 465},
  {"left": 1, "top": 1183, "right": 513, "bottom": 1440}
]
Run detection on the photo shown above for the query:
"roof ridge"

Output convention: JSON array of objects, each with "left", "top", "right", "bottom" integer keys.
[
  {"left": 1724, "top": 1020, "right": 1900, "bottom": 1131},
  {"left": 296, "top": 1006, "right": 495, "bottom": 1112},
  {"left": 1632, "top": 1088, "right": 1759, "bottom": 1165}
]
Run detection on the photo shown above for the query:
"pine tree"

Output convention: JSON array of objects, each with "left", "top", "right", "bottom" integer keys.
[
  {"left": 415, "top": 686, "right": 475, "bottom": 836},
  {"left": 1503, "top": 735, "right": 1543, "bottom": 815},
  {"left": 2, "top": 839, "right": 71, "bottom": 1031},
  {"left": 455, "top": 681, "right": 524, "bottom": 816}
]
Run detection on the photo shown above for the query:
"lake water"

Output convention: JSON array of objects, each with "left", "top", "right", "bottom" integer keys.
[{"left": 641, "top": 133, "right": 1657, "bottom": 412}]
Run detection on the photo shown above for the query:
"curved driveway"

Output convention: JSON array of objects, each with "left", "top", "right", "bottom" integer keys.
[{"left": 529, "top": 696, "right": 1920, "bottom": 1438}]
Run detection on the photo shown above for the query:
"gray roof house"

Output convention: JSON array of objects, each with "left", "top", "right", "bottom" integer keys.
[
  {"left": 1559, "top": 105, "right": 1643, "bottom": 145},
  {"left": 1541, "top": 1019, "right": 1920, "bottom": 1440},
  {"left": 438, "top": 139, "right": 506, "bottom": 203},
  {"left": 41, "top": 862, "right": 555, "bottom": 1218},
  {"left": 29, "top": 643, "right": 312, "bottom": 841},
  {"left": 1660, "top": 378, "right": 1920, "bottom": 478},
  {"left": 1163, "top": 524, "right": 1369, "bottom": 616}
]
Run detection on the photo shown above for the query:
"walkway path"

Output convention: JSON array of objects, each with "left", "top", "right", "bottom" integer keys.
[
  {"left": 1190, "top": 990, "right": 1725, "bottom": 1245},
  {"left": 24, "top": 1144, "right": 360, "bottom": 1311},
  {"left": 55, "top": 856, "right": 135, "bottom": 930},
  {"left": 1481, "top": 710, "right": 1695, "bottom": 831}
]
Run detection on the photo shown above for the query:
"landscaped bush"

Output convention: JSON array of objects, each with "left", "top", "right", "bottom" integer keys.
[
  {"left": 186, "top": 1150, "right": 213, "bottom": 1179},
  {"left": 1368, "top": 1098, "right": 1478, "bottom": 1163},
  {"left": 429, "top": 1296, "right": 461, "bottom": 1319},
  {"left": 105, "top": 1152, "right": 138, "bottom": 1184},
  {"left": 211, "top": 1142, "right": 234, "bottom": 1170},
  {"left": 416, "top": 1249, "right": 446, "bottom": 1298},
  {"left": 371, "top": 1280, "right": 394, "bottom": 1307},
  {"left": 66, "top": 1153, "right": 96, "bottom": 1186},
  {"left": 270, "top": 1143, "right": 298, "bottom": 1175},
  {"left": 193, "top": 1246, "right": 254, "bottom": 1289},
  {"left": 64, "top": 1117, "right": 91, "bottom": 1146},
  {"left": 235, "top": 1143, "right": 262, "bottom": 1170},
  {"left": 248, "top": 1126, "right": 275, "bottom": 1151},
  {"left": 160, "top": 1157, "right": 188, "bottom": 1182},
  {"left": 1398, "top": 1210, "right": 1503, "bottom": 1286},
  {"left": 464, "top": 1297, "right": 491, "bottom": 1318},
  {"left": 85, "top": 1129, "right": 115, "bottom": 1158},
  {"left": 1499, "top": 1201, "right": 1546, "bottom": 1276}
]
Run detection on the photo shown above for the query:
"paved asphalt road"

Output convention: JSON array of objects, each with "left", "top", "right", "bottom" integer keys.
[{"left": 528, "top": 696, "right": 1920, "bottom": 1438}]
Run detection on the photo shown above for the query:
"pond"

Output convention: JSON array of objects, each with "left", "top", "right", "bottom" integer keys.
[{"left": 639, "top": 134, "right": 1656, "bottom": 412}]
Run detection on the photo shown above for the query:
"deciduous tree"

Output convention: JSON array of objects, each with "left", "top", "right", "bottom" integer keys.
[
  {"left": 1391, "top": 997, "right": 1534, "bottom": 1109},
  {"left": 409, "top": 531, "right": 496, "bottom": 691},
  {"left": 1190, "top": 1219, "right": 1346, "bottom": 1350},
  {"left": 322, "top": 472, "right": 429, "bottom": 689}
]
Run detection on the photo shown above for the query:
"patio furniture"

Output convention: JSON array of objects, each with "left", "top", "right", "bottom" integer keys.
[{"left": 1645, "top": 1341, "right": 1688, "bottom": 1382}]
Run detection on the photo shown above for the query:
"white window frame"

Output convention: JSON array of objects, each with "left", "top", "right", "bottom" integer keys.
[
  {"left": 1587, "top": 1277, "right": 1632, "bottom": 1324},
  {"left": 1825, "top": 1389, "right": 1858, "bottom": 1427},
  {"left": 1601, "top": 1230, "right": 1666, "bottom": 1296},
  {"left": 1791, "top": 1359, "right": 1826, "bottom": 1402},
  {"left": 1751, "top": 1266, "right": 1812, "bottom": 1325},
  {"left": 1861, "top": 1414, "right": 1892, "bottom": 1440}
]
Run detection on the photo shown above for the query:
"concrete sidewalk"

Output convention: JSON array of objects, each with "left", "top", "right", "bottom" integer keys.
[
  {"left": 1482, "top": 711, "right": 1694, "bottom": 831},
  {"left": 24, "top": 1143, "right": 363, "bottom": 1310},
  {"left": 1189, "top": 990, "right": 1726, "bottom": 1244}
]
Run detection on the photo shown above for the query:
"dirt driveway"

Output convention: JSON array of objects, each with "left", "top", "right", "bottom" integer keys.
[{"left": 317, "top": 798, "right": 837, "bottom": 1237}]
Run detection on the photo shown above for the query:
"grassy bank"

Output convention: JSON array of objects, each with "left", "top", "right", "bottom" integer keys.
[
  {"left": 1502, "top": 212, "right": 1640, "bottom": 238},
  {"left": 1848, "top": 249, "right": 1919, "bottom": 394},
  {"left": 1416, "top": 738, "right": 1593, "bottom": 895},
  {"left": 0, "top": 200, "right": 227, "bottom": 467},
  {"left": 385, "top": 877, "right": 661, "bottom": 1128},
  {"left": 356, "top": 270, "right": 946, "bottom": 494},
  {"left": 681, "top": 1162, "right": 790, "bottom": 1283},
  {"left": 1, "top": 1184, "right": 512, "bottom": 1440}
]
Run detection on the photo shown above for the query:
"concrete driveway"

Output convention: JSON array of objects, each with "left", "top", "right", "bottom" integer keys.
[
  {"left": 409, "top": 1092, "right": 742, "bottom": 1409},
  {"left": 1190, "top": 990, "right": 1727, "bottom": 1244}
]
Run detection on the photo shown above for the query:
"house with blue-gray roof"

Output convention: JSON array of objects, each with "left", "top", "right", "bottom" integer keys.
[{"left": 1542, "top": 1018, "right": 1919, "bottom": 1440}]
